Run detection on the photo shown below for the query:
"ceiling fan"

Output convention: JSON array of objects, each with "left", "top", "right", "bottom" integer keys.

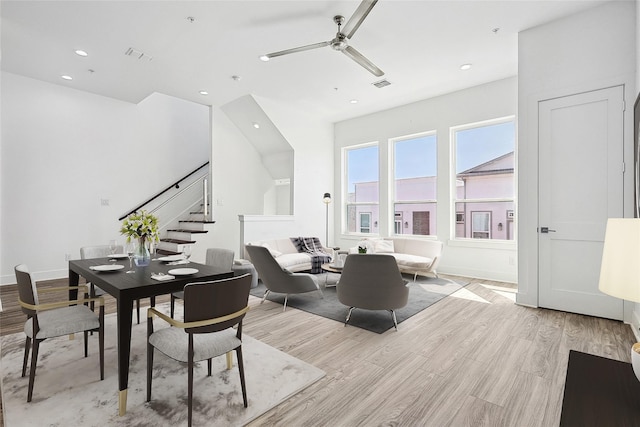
[{"left": 259, "top": 0, "right": 384, "bottom": 77}]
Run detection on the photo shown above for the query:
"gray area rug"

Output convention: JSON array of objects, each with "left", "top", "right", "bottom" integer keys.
[
  {"left": 250, "top": 274, "right": 468, "bottom": 334},
  {"left": 0, "top": 302, "right": 324, "bottom": 426}
]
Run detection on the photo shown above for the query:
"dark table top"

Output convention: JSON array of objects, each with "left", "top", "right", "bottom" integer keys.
[{"left": 69, "top": 257, "right": 234, "bottom": 300}]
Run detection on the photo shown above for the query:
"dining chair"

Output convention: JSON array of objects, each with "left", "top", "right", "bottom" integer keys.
[
  {"left": 170, "top": 247, "right": 235, "bottom": 318},
  {"left": 80, "top": 244, "right": 142, "bottom": 323},
  {"left": 147, "top": 273, "right": 252, "bottom": 427},
  {"left": 15, "top": 264, "right": 105, "bottom": 402}
]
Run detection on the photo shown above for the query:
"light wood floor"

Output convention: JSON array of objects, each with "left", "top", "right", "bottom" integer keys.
[{"left": 1, "top": 276, "right": 636, "bottom": 426}]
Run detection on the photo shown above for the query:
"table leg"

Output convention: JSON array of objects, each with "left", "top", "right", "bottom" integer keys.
[
  {"left": 117, "top": 296, "right": 134, "bottom": 416},
  {"left": 68, "top": 270, "right": 80, "bottom": 301}
]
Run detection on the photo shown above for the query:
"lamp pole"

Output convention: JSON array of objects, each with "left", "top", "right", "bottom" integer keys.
[{"left": 323, "top": 193, "right": 331, "bottom": 247}]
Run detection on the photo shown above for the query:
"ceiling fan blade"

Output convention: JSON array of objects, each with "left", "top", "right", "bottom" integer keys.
[
  {"left": 262, "top": 41, "right": 331, "bottom": 60},
  {"left": 342, "top": 45, "right": 384, "bottom": 77},
  {"left": 342, "top": 0, "right": 378, "bottom": 39}
]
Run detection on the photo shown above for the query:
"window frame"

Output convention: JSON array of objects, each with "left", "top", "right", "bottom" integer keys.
[
  {"left": 450, "top": 116, "right": 516, "bottom": 244},
  {"left": 389, "top": 130, "right": 438, "bottom": 237},
  {"left": 342, "top": 141, "right": 380, "bottom": 236}
]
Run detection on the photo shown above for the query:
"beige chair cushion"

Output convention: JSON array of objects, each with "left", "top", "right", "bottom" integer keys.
[
  {"left": 25, "top": 306, "right": 100, "bottom": 339},
  {"left": 149, "top": 327, "right": 240, "bottom": 363}
]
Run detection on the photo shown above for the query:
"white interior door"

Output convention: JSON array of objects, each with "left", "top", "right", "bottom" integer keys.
[{"left": 538, "top": 86, "right": 624, "bottom": 320}]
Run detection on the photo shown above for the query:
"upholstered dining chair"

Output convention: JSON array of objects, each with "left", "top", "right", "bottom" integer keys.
[
  {"left": 337, "top": 254, "right": 409, "bottom": 331},
  {"left": 170, "top": 247, "right": 235, "bottom": 318},
  {"left": 146, "top": 273, "right": 252, "bottom": 427},
  {"left": 244, "top": 244, "right": 323, "bottom": 311},
  {"left": 14, "top": 264, "right": 105, "bottom": 402},
  {"left": 81, "top": 244, "right": 143, "bottom": 324}
]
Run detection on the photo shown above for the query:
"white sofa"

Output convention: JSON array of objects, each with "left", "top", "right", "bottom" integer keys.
[
  {"left": 245, "top": 238, "right": 334, "bottom": 273},
  {"left": 349, "top": 237, "right": 443, "bottom": 279}
]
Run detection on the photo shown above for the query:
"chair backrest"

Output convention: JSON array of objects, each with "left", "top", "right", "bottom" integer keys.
[
  {"left": 80, "top": 244, "right": 124, "bottom": 259},
  {"left": 244, "top": 245, "right": 290, "bottom": 290},
  {"left": 183, "top": 273, "right": 252, "bottom": 334},
  {"left": 337, "top": 254, "right": 408, "bottom": 310},
  {"left": 15, "top": 264, "right": 38, "bottom": 317},
  {"left": 205, "top": 248, "right": 234, "bottom": 271}
]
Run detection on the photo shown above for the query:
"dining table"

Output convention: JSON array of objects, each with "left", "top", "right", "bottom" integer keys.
[{"left": 68, "top": 256, "right": 233, "bottom": 416}]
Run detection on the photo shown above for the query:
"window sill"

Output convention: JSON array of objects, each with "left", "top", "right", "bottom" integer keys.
[{"left": 448, "top": 238, "right": 516, "bottom": 250}]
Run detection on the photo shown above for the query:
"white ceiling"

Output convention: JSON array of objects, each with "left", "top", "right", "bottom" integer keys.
[{"left": 1, "top": 0, "right": 610, "bottom": 124}]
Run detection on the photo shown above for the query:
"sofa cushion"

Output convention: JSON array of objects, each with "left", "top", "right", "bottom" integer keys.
[
  {"left": 373, "top": 239, "right": 395, "bottom": 253},
  {"left": 390, "top": 253, "right": 434, "bottom": 270},
  {"left": 276, "top": 253, "right": 312, "bottom": 270}
]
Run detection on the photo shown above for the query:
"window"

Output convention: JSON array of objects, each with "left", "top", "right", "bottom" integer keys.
[
  {"left": 344, "top": 143, "right": 379, "bottom": 234},
  {"left": 392, "top": 132, "right": 437, "bottom": 236},
  {"left": 360, "top": 212, "right": 371, "bottom": 233},
  {"left": 453, "top": 117, "right": 515, "bottom": 241}
]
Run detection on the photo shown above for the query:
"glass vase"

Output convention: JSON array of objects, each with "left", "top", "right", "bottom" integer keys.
[{"left": 134, "top": 237, "right": 151, "bottom": 267}]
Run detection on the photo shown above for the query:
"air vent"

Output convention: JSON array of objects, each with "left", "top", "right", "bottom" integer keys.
[
  {"left": 124, "top": 47, "right": 153, "bottom": 62},
  {"left": 372, "top": 79, "right": 391, "bottom": 88}
]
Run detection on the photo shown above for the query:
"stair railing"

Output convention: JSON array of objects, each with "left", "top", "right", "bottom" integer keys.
[{"left": 119, "top": 162, "right": 209, "bottom": 221}]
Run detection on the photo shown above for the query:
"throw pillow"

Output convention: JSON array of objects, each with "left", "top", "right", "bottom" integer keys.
[
  {"left": 374, "top": 239, "right": 395, "bottom": 253},
  {"left": 261, "top": 243, "right": 282, "bottom": 258}
]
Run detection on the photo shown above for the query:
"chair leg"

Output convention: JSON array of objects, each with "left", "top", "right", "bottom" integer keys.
[
  {"left": 136, "top": 299, "right": 140, "bottom": 324},
  {"left": 236, "top": 346, "right": 248, "bottom": 408},
  {"left": 188, "top": 337, "right": 194, "bottom": 427},
  {"left": 27, "top": 339, "right": 40, "bottom": 402},
  {"left": 170, "top": 294, "right": 176, "bottom": 318},
  {"left": 389, "top": 310, "right": 399, "bottom": 331},
  {"left": 345, "top": 307, "right": 355, "bottom": 326},
  {"left": 22, "top": 336, "right": 31, "bottom": 377},
  {"left": 99, "top": 306, "right": 105, "bottom": 380},
  {"left": 261, "top": 290, "right": 270, "bottom": 304},
  {"left": 84, "top": 330, "right": 89, "bottom": 357},
  {"left": 413, "top": 272, "right": 418, "bottom": 282},
  {"left": 208, "top": 359, "right": 212, "bottom": 376},
  {"left": 226, "top": 352, "right": 233, "bottom": 370},
  {"left": 283, "top": 295, "right": 288, "bottom": 312},
  {"left": 147, "top": 322, "right": 154, "bottom": 402}
]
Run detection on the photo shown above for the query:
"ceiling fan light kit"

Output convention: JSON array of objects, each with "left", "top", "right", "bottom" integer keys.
[{"left": 260, "top": 0, "right": 384, "bottom": 77}]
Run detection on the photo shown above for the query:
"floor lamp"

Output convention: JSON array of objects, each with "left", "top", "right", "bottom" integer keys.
[
  {"left": 598, "top": 218, "right": 640, "bottom": 381},
  {"left": 323, "top": 193, "right": 331, "bottom": 247}
]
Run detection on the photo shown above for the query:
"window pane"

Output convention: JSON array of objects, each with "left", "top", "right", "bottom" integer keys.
[
  {"left": 345, "top": 145, "right": 379, "bottom": 233},
  {"left": 455, "top": 201, "right": 515, "bottom": 240},
  {"left": 455, "top": 121, "right": 514, "bottom": 199},
  {"left": 393, "top": 134, "right": 437, "bottom": 236}
]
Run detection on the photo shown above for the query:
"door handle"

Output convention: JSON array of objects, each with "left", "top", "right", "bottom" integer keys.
[{"left": 540, "top": 227, "right": 556, "bottom": 233}]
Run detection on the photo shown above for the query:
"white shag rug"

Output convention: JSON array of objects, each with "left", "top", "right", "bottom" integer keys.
[{"left": 0, "top": 303, "right": 324, "bottom": 426}]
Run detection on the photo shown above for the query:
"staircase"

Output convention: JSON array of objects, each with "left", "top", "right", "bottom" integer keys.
[{"left": 156, "top": 210, "right": 216, "bottom": 256}]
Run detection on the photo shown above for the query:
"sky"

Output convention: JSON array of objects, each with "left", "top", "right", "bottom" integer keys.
[{"left": 347, "top": 121, "right": 515, "bottom": 191}]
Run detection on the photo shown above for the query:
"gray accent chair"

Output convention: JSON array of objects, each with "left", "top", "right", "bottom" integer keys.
[
  {"left": 15, "top": 264, "right": 105, "bottom": 402},
  {"left": 170, "top": 248, "right": 235, "bottom": 318},
  {"left": 337, "top": 254, "right": 409, "bottom": 331},
  {"left": 147, "top": 274, "right": 252, "bottom": 427},
  {"left": 244, "top": 244, "right": 322, "bottom": 311}
]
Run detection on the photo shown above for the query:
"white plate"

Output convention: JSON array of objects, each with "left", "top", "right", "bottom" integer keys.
[
  {"left": 168, "top": 268, "right": 199, "bottom": 276},
  {"left": 109, "top": 253, "right": 128, "bottom": 259},
  {"left": 91, "top": 264, "right": 124, "bottom": 272},
  {"left": 157, "top": 255, "right": 186, "bottom": 262},
  {"left": 328, "top": 264, "right": 343, "bottom": 270}
]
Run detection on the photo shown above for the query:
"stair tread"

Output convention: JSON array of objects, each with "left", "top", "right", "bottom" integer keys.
[
  {"left": 156, "top": 249, "right": 181, "bottom": 256},
  {"left": 160, "top": 238, "right": 196, "bottom": 244},
  {"left": 167, "top": 229, "right": 208, "bottom": 234},
  {"left": 179, "top": 220, "right": 216, "bottom": 224}
]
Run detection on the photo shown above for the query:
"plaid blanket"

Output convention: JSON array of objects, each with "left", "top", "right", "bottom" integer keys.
[{"left": 290, "top": 237, "right": 332, "bottom": 274}]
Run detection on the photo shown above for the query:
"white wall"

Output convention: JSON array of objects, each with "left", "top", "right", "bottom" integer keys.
[
  {"left": 0, "top": 72, "right": 209, "bottom": 284},
  {"left": 517, "top": 1, "right": 636, "bottom": 310},
  {"left": 334, "top": 77, "right": 518, "bottom": 282}
]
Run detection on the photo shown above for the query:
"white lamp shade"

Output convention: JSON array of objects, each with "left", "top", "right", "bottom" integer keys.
[{"left": 598, "top": 218, "right": 640, "bottom": 302}]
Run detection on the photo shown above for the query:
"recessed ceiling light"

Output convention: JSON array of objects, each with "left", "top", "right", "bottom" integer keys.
[
  {"left": 350, "top": 99, "right": 358, "bottom": 104},
  {"left": 252, "top": 122, "right": 260, "bottom": 129},
  {"left": 259, "top": 55, "right": 270, "bottom": 62},
  {"left": 75, "top": 49, "right": 88, "bottom": 57},
  {"left": 199, "top": 90, "right": 209, "bottom": 95},
  {"left": 460, "top": 63, "right": 472, "bottom": 71},
  {"left": 61, "top": 75, "right": 73, "bottom": 80}
]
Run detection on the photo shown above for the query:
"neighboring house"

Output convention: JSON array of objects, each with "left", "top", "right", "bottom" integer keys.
[{"left": 348, "top": 152, "right": 514, "bottom": 240}]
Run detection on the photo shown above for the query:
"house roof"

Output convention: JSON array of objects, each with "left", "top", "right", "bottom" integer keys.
[
  {"left": 0, "top": 1, "right": 611, "bottom": 124},
  {"left": 458, "top": 151, "right": 514, "bottom": 177}
]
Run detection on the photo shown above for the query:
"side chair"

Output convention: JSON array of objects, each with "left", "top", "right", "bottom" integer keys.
[
  {"left": 15, "top": 264, "right": 105, "bottom": 402},
  {"left": 80, "top": 244, "right": 143, "bottom": 323},
  {"left": 147, "top": 273, "right": 253, "bottom": 427},
  {"left": 170, "top": 247, "right": 235, "bottom": 318}
]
